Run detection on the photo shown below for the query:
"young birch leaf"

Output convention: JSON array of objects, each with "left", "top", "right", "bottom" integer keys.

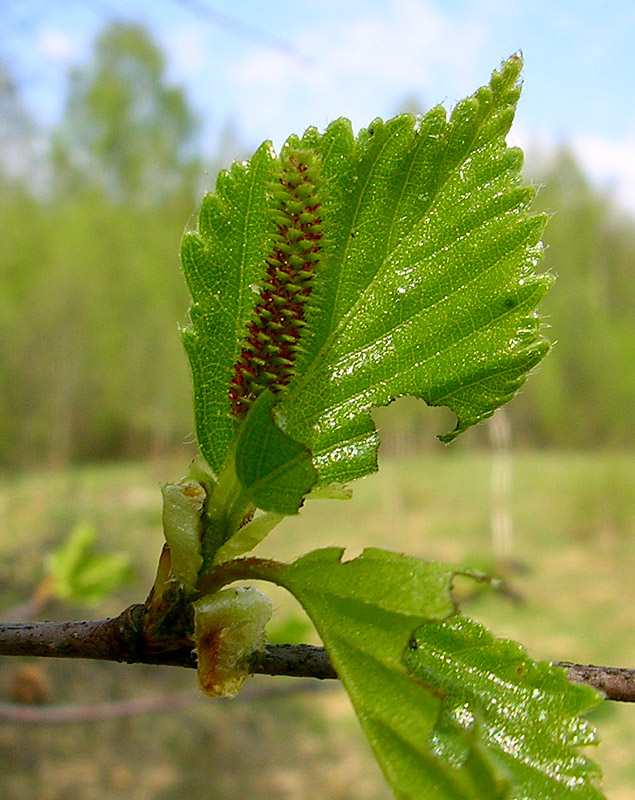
[
  {"left": 273, "top": 55, "right": 552, "bottom": 486},
  {"left": 182, "top": 55, "right": 552, "bottom": 500},
  {"left": 181, "top": 142, "right": 276, "bottom": 477},
  {"left": 276, "top": 548, "right": 510, "bottom": 799},
  {"left": 274, "top": 548, "right": 605, "bottom": 800},
  {"left": 234, "top": 390, "right": 317, "bottom": 514},
  {"left": 404, "top": 617, "right": 605, "bottom": 800}
]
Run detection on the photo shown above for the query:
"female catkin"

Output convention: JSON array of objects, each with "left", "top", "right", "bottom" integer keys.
[{"left": 229, "top": 148, "right": 323, "bottom": 418}]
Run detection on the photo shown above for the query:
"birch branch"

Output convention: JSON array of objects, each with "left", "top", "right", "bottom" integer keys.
[{"left": 1, "top": 611, "right": 633, "bottom": 700}]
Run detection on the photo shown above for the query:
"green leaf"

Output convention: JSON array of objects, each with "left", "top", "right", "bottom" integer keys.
[
  {"left": 273, "top": 547, "right": 605, "bottom": 800},
  {"left": 274, "top": 54, "right": 552, "bottom": 485},
  {"left": 182, "top": 55, "right": 552, "bottom": 490},
  {"left": 234, "top": 389, "right": 317, "bottom": 514},
  {"left": 276, "top": 547, "right": 510, "bottom": 798},
  {"left": 181, "top": 141, "right": 277, "bottom": 477},
  {"left": 195, "top": 390, "right": 315, "bottom": 567},
  {"left": 46, "top": 522, "right": 133, "bottom": 606},
  {"left": 404, "top": 617, "right": 605, "bottom": 800}
]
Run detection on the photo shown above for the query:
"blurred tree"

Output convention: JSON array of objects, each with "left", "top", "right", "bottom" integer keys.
[
  {"left": 0, "top": 24, "right": 207, "bottom": 468},
  {"left": 52, "top": 21, "right": 200, "bottom": 205},
  {"left": 0, "top": 58, "right": 37, "bottom": 188},
  {"left": 0, "top": 58, "right": 44, "bottom": 461},
  {"left": 28, "top": 22, "right": 208, "bottom": 465},
  {"left": 511, "top": 148, "right": 635, "bottom": 448}
]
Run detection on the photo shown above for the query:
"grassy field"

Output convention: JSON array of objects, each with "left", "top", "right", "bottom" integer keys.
[{"left": 0, "top": 449, "right": 634, "bottom": 799}]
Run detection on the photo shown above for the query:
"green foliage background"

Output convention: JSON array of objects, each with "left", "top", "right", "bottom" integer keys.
[{"left": 1, "top": 21, "right": 634, "bottom": 472}]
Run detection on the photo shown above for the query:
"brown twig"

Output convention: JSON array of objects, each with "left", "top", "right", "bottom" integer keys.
[
  {"left": 0, "top": 607, "right": 150, "bottom": 662},
  {"left": 0, "top": 609, "right": 335, "bottom": 676},
  {"left": 555, "top": 661, "right": 635, "bottom": 703},
  {"left": 1, "top": 613, "right": 633, "bottom": 700},
  {"left": 252, "top": 643, "right": 337, "bottom": 680}
]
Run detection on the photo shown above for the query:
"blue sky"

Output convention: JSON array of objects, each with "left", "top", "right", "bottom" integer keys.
[{"left": 3, "top": 0, "right": 635, "bottom": 210}]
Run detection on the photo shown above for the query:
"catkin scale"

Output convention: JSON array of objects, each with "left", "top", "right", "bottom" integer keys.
[{"left": 229, "top": 149, "right": 323, "bottom": 418}]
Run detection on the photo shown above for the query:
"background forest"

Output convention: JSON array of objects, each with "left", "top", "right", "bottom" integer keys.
[{"left": 1, "top": 21, "right": 634, "bottom": 471}]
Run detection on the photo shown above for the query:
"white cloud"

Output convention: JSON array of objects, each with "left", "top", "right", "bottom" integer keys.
[
  {"left": 224, "top": 0, "right": 486, "bottom": 148},
  {"left": 162, "top": 23, "right": 210, "bottom": 77},
  {"left": 572, "top": 131, "right": 635, "bottom": 214},
  {"left": 512, "top": 121, "right": 635, "bottom": 216},
  {"left": 38, "top": 29, "right": 74, "bottom": 62},
  {"left": 172, "top": 0, "right": 635, "bottom": 218}
]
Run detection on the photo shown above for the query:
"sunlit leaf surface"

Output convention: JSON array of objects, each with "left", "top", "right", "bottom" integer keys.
[
  {"left": 276, "top": 55, "right": 552, "bottom": 486},
  {"left": 278, "top": 548, "right": 510, "bottom": 799},
  {"left": 404, "top": 617, "right": 605, "bottom": 800},
  {"left": 182, "top": 56, "right": 552, "bottom": 490},
  {"left": 277, "top": 548, "right": 605, "bottom": 800}
]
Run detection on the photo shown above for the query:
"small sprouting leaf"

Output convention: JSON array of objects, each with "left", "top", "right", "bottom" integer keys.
[
  {"left": 234, "top": 389, "right": 317, "bottom": 514},
  {"left": 212, "top": 511, "right": 283, "bottom": 566},
  {"left": 404, "top": 617, "right": 605, "bottom": 800},
  {"left": 276, "top": 547, "right": 509, "bottom": 798},
  {"left": 46, "top": 522, "right": 133, "bottom": 606}
]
